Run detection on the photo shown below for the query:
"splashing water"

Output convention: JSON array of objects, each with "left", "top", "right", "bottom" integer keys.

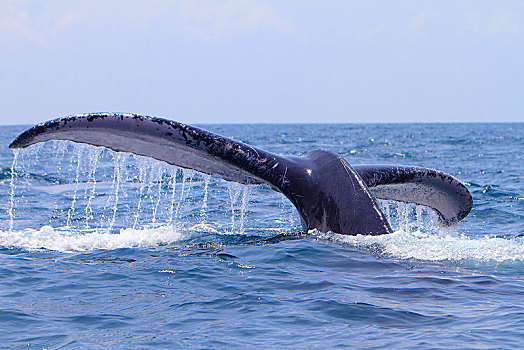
[
  {"left": 323, "top": 230, "right": 524, "bottom": 262},
  {"left": 66, "top": 147, "right": 83, "bottom": 227},
  {"left": 4, "top": 141, "right": 295, "bottom": 247},
  {"left": 227, "top": 181, "right": 243, "bottom": 233},
  {"left": 8, "top": 150, "right": 19, "bottom": 231},
  {"left": 167, "top": 168, "right": 178, "bottom": 225},
  {"left": 108, "top": 153, "right": 125, "bottom": 232},
  {"left": 239, "top": 185, "right": 249, "bottom": 233},
  {"left": 316, "top": 201, "right": 524, "bottom": 262},
  {"left": 200, "top": 174, "right": 210, "bottom": 225},
  {"left": 133, "top": 157, "right": 149, "bottom": 229},
  {"left": 84, "top": 147, "right": 101, "bottom": 228},
  {"left": 3, "top": 140, "right": 523, "bottom": 262},
  {"left": 0, "top": 225, "right": 188, "bottom": 252},
  {"left": 173, "top": 168, "right": 188, "bottom": 224}
]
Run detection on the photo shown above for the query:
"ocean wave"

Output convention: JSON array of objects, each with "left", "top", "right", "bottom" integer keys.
[
  {"left": 0, "top": 225, "right": 198, "bottom": 252},
  {"left": 324, "top": 230, "right": 524, "bottom": 262},
  {"left": 3, "top": 222, "right": 523, "bottom": 263}
]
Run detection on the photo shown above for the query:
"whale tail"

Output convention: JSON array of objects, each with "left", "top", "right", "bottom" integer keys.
[{"left": 9, "top": 113, "right": 472, "bottom": 235}]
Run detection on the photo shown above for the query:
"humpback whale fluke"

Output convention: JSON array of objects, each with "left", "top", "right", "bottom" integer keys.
[{"left": 9, "top": 113, "right": 472, "bottom": 235}]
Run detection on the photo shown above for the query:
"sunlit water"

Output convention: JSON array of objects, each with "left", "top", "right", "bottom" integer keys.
[{"left": 0, "top": 123, "right": 523, "bottom": 348}]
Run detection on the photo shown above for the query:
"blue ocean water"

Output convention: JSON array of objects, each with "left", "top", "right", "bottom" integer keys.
[{"left": 0, "top": 122, "right": 523, "bottom": 349}]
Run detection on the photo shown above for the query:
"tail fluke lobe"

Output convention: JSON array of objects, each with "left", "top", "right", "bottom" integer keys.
[
  {"left": 9, "top": 113, "right": 276, "bottom": 185},
  {"left": 355, "top": 165, "right": 473, "bottom": 226}
]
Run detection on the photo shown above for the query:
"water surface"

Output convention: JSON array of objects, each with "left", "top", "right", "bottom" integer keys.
[{"left": 0, "top": 123, "right": 523, "bottom": 348}]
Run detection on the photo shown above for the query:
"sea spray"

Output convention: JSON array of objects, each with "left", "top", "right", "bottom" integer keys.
[
  {"left": 239, "top": 185, "right": 249, "bottom": 233},
  {"left": 151, "top": 162, "right": 163, "bottom": 226},
  {"left": 378, "top": 200, "right": 439, "bottom": 234},
  {"left": 323, "top": 229, "right": 524, "bottom": 262},
  {"left": 168, "top": 168, "right": 178, "bottom": 224},
  {"left": 8, "top": 150, "right": 19, "bottom": 231},
  {"left": 200, "top": 174, "right": 210, "bottom": 225},
  {"left": 174, "top": 169, "right": 187, "bottom": 224},
  {"left": 5, "top": 142, "right": 303, "bottom": 236},
  {"left": 181, "top": 169, "right": 194, "bottom": 217},
  {"left": 66, "top": 147, "right": 83, "bottom": 227},
  {"left": 84, "top": 147, "right": 101, "bottom": 227},
  {"left": 319, "top": 201, "right": 486, "bottom": 261},
  {"left": 108, "top": 153, "right": 125, "bottom": 232},
  {"left": 227, "top": 181, "right": 243, "bottom": 232},
  {"left": 133, "top": 157, "right": 149, "bottom": 229},
  {"left": 0, "top": 225, "right": 188, "bottom": 252}
]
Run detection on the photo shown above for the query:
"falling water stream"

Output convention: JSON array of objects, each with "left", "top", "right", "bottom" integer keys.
[
  {"left": 6, "top": 141, "right": 298, "bottom": 237},
  {"left": 8, "top": 150, "right": 18, "bottom": 231}
]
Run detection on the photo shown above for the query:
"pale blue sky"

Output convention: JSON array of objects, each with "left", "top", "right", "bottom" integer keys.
[{"left": 1, "top": 0, "right": 523, "bottom": 124}]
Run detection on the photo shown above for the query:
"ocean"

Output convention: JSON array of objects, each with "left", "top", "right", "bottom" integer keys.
[{"left": 0, "top": 122, "right": 523, "bottom": 349}]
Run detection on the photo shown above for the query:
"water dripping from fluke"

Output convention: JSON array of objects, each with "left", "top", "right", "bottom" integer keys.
[
  {"left": 84, "top": 147, "right": 102, "bottom": 228},
  {"left": 108, "top": 153, "right": 125, "bottom": 233},
  {"left": 66, "top": 147, "right": 83, "bottom": 227},
  {"left": 6, "top": 141, "right": 302, "bottom": 244},
  {"left": 8, "top": 150, "right": 19, "bottom": 232},
  {"left": 200, "top": 174, "right": 210, "bottom": 225}
]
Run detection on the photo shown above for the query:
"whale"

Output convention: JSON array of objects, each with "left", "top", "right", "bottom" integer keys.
[{"left": 9, "top": 113, "right": 472, "bottom": 235}]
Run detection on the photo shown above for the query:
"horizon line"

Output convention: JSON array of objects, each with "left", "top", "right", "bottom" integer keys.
[{"left": 1, "top": 120, "right": 523, "bottom": 127}]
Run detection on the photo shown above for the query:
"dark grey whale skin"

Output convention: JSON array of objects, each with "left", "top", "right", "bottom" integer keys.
[
  {"left": 9, "top": 113, "right": 472, "bottom": 235},
  {"left": 354, "top": 165, "right": 472, "bottom": 226}
]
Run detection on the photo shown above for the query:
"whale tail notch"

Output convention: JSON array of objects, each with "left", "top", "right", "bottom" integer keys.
[{"left": 9, "top": 113, "right": 471, "bottom": 235}]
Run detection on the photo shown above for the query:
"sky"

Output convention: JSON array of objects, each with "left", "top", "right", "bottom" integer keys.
[{"left": 0, "top": 0, "right": 523, "bottom": 125}]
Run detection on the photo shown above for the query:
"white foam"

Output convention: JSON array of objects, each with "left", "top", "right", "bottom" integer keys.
[
  {"left": 0, "top": 225, "right": 191, "bottom": 252},
  {"left": 322, "top": 230, "right": 524, "bottom": 262}
]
